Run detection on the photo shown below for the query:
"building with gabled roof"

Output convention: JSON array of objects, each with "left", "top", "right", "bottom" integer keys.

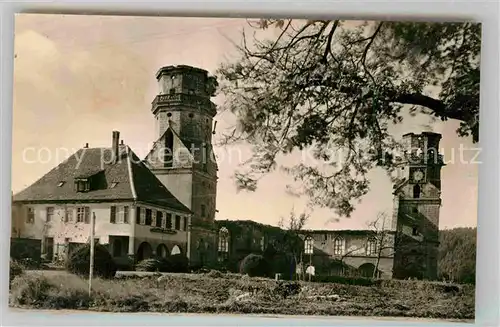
[{"left": 12, "top": 131, "right": 193, "bottom": 265}]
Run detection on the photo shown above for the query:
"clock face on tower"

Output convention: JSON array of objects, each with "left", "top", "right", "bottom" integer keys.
[{"left": 413, "top": 170, "right": 424, "bottom": 182}]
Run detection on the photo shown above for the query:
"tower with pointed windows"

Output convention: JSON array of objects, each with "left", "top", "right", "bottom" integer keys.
[
  {"left": 392, "top": 132, "right": 444, "bottom": 280},
  {"left": 144, "top": 65, "right": 219, "bottom": 263}
]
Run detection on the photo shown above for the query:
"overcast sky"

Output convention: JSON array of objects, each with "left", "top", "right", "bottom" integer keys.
[{"left": 11, "top": 14, "right": 478, "bottom": 230}]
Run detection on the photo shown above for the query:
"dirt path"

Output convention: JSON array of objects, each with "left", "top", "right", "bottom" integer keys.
[{"left": 7, "top": 308, "right": 473, "bottom": 324}]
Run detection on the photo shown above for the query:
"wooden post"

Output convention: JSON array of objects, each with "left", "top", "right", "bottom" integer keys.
[{"left": 88, "top": 212, "right": 96, "bottom": 296}]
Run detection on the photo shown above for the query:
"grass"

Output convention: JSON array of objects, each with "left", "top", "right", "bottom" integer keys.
[{"left": 9, "top": 271, "right": 475, "bottom": 319}]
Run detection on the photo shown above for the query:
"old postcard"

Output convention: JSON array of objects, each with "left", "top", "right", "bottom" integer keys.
[{"left": 10, "top": 14, "right": 479, "bottom": 321}]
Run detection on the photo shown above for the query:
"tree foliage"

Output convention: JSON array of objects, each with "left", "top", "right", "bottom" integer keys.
[
  {"left": 239, "top": 253, "right": 271, "bottom": 277},
  {"left": 274, "top": 210, "right": 308, "bottom": 260},
  {"left": 438, "top": 227, "right": 476, "bottom": 284},
  {"left": 217, "top": 19, "right": 481, "bottom": 217}
]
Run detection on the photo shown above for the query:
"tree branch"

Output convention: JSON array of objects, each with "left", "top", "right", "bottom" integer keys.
[{"left": 321, "top": 20, "right": 340, "bottom": 64}]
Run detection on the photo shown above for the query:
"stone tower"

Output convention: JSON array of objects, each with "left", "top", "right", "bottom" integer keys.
[
  {"left": 392, "top": 132, "right": 444, "bottom": 280},
  {"left": 145, "top": 65, "right": 219, "bottom": 264}
]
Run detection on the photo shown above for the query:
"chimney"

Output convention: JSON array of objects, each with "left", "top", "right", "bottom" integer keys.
[
  {"left": 112, "top": 131, "right": 120, "bottom": 163},
  {"left": 84, "top": 143, "right": 89, "bottom": 148},
  {"left": 120, "top": 140, "right": 124, "bottom": 145}
]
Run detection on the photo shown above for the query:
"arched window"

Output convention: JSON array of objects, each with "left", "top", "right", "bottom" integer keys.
[
  {"left": 366, "top": 237, "right": 378, "bottom": 256},
  {"left": 304, "top": 236, "right": 314, "bottom": 254},
  {"left": 333, "top": 237, "right": 344, "bottom": 255},
  {"left": 171, "top": 245, "right": 181, "bottom": 255},
  {"left": 164, "top": 129, "right": 174, "bottom": 168},
  {"left": 413, "top": 184, "right": 421, "bottom": 198},
  {"left": 218, "top": 227, "right": 229, "bottom": 262}
]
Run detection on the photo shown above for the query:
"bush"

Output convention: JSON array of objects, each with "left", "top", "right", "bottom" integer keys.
[
  {"left": 239, "top": 254, "right": 270, "bottom": 277},
  {"left": 135, "top": 255, "right": 189, "bottom": 273},
  {"left": 19, "top": 258, "right": 40, "bottom": 269},
  {"left": 9, "top": 274, "right": 53, "bottom": 307},
  {"left": 10, "top": 238, "right": 42, "bottom": 266},
  {"left": 65, "top": 243, "right": 117, "bottom": 279},
  {"left": 135, "top": 258, "right": 166, "bottom": 272},
  {"left": 9, "top": 274, "right": 91, "bottom": 309},
  {"left": 169, "top": 254, "right": 189, "bottom": 273},
  {"left": 10, "top": 259, "right": 24, "bottom": 283}
]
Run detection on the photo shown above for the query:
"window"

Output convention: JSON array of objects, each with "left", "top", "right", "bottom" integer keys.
[
  {"left": 183, "top": 216, "right": 188, "bottom": 230},
  {"left": 26, "top": 207, "right": 35, "bottom": 224},
  {"left": 164, "top": 129, "right": 174, "bottom": 168},
  {"left": 260, "top": 237, "right": 265, "bottom": 251},
  {"left": 74, "top": 179, "right": 90, "bottom": 192},
  {"left": 188, "top": 113, "right": 194, "bottom": 118},
  {"left": 412, "top": 227, "right": 419, "bottom": 236},
  {"left": 201, "top": 204, "right": 206, "bottom": 218},
  {"left": 175, "top": 215, "right": 181, "bottom": 230},
  {"left": 123, "top": 206, "right": 129, "bottom": 224},
  {"left": 110, "top": 206, "right": 116, "bottom": 223},
  {"left": 156, "top": 211, "right": 163, "bottom": 228},
  {"left": 136, "top": 207, "right": 141, "bottom": 224},
  {"left": 76, "top": 207, "right": 90, "bottom": 223},
  {"left": 413, "top": 184, "right": 421, "bottom": 199},
  {"left": 333, "top": 237, "right": 344, "bottom": 255},
  {"left": 84, "top": 207, "right": 90, "bottom": 224},
  {"left": 218, "top": 227, "right": 229, "bottom": 261},
  {"left": 218, "top": 227, "right": 229, "bottom": 252},
  {"left": 427, "top": 148, "right": 436, "bottom": 163},
  {"left": 46, "top": 207, "right": 54, "bottom": 222},
  {"left": 65, "top": 207, "right": 73, "bottom": 222},
  {"left": 366, "top": 238, "right": 378, "bottom": 256},
  {"left": 145, "top": 209, "right": 152, "bottom": 225},
  {"left": 304, "top": 236, "right": 314, "bottom": 254},
  {"left": 166, "top": 213, "right": 172, "bottom": 229},
  {"left": 202, "top": 145, "right": 209, "bottom": 172}
]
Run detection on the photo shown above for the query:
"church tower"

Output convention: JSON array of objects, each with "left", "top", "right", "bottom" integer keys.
[
  {"left": 145, "top": 65, "right": 219, "bottom": 263},
  {"left": 392, "top": 132, "right": 444, "bottom": 280}
]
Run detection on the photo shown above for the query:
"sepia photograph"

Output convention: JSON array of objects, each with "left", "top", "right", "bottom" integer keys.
[{"left": 9, "top": 13, "right": 479, "bottom": 322}]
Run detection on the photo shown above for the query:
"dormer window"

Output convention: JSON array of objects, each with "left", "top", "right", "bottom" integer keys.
[{"left": 74, "top": 178, "right": 90, "bottom": 192}]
